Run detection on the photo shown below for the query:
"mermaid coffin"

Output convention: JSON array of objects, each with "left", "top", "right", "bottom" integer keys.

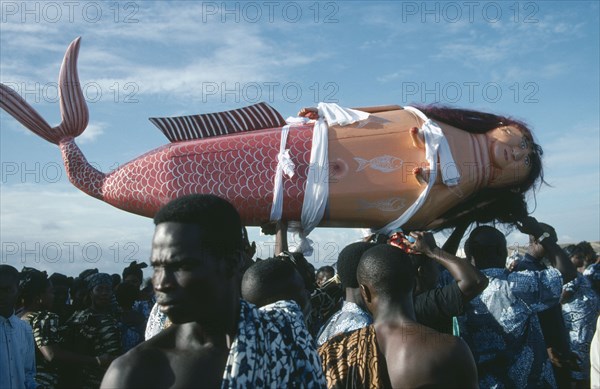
[{"left": 0, "top": 38, "right": 538, "bottom": 231}]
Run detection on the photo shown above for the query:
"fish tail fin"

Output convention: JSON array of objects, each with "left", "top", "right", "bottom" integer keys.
[
  {"left": 0, "top": 37, "right": 88, "bottom": 144},
  {"left": 0, "top": 84, "right": 54, "bottom": 142},
  {"left": 354, "top": 157, "right": 369, "bottom": 172}
]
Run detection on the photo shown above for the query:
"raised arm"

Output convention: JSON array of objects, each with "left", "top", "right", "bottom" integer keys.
[
  {"left": 517, "top": 216, "right": 577, "bottom": 284},
  {"left": 441, "top": 222, "right": 470, "bottom": 255},
  {"left": 274, "top": 220, "right": 288, "bottom": 255},
  {"left": 260, "top": 220, "right": 288, "bottom": 256},
  {"left": 408, "top": 231, "right": 488, "bottom": 301}
]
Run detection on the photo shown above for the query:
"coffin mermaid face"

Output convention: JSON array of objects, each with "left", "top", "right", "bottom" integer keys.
[{"left": 486, "top": 126, "right": 533, "bottom": 188}]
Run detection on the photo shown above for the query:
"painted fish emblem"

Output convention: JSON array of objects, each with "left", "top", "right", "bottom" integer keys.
[
  {"left": 358, "top": 197, "right": 406, "bottom": 212},
  {"left": 354, "top": 155, "right": 403, "bottom": 173}
]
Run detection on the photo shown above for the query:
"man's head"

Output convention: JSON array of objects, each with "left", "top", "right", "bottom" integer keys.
[
  {"left": 276, "top": 251, "right": 316, "bottom": 294},
  {"left": 49, "top": 272, "right": 72, "bottom": 307},
  {"left": 337, "top": 242, "right": 377, "bottom": 304},
  {"left": 576, "top": 241, "right": 597, "bottom": 267},
  {"left": 115, "top": 282, "right": 140, "bottom": 310},
  {"left": 0, "top": 265, "right": 19, "bottom": 318},
  {"left": 316, "top": 266, "right": 335, "bottom": 287},
  {"left": 465, "top": 226, "right": 507, "bottom": 269},
  {"left": 357, "top": 245, "right": 416, "bottom": 318},
  {"left": 241, "top": 258, "right": 309, "bottom": 314},
  {"left": 151, "top": 194, "right": 244, "bottom": 325},
  {"left": 111, "top": 274, "right": 122, "bottom": 288},
  {"left": 565, "top": 244, "right": 585, "bottom": 268}
]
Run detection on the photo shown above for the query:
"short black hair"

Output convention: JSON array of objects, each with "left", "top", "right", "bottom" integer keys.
[
  {"left": 577, "top": 241, "right": 597, "bottom": 259},
  {"left": 465, "top": 225, "right": 507, "bottom": 261},
  {"left": 115, "top": 282, "right": 140, "bottom": 309},
  {"left": 154, "top": 194, "right": 243, "bottom": 256},
  {"left": 563, "top": 244, "right": 578, "bottom": 257},
  {"left": 18, "top": 267, "right": 50, "bottom": 306},
  {"left": 49, "top": 273, "right": 73, "bottom": 288},
  {"left": 241, "top": 258, "right": 300, "bottom": 307},
  {"left": 0, "top": 265, "right": 19, "bottom": 284},
  {"left": 317, "top": 266, "right": 335, "bottom": 277},
  {"left": 276, "top": 251, "right": 316, "bottom": 293},
  {"left": 111, "top": 274, "right": 122, "bottom": 287},
  {"left": 336, "top": 242, "right": 377, "bottom": 289},
  {"left": 358, "top": 244, "right": 415, "bottom": 297}
]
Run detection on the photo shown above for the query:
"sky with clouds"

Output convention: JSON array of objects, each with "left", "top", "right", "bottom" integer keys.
[{"left": 1, "top": 1, "right": 598, "bottom": 278}]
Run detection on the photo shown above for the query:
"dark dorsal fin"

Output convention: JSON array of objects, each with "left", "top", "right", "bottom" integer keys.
[{"left": 149, "top": 102, "right": 286, "bottom": 142}]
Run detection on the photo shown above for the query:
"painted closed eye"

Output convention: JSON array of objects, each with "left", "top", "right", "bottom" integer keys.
[{"left": 520, "top": 138, "right": 528, "bottom": 149}]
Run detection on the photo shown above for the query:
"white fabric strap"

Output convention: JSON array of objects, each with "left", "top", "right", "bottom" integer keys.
[
  {"left": 298, "top": 115, "right": 329, "bottom": 235},
  {"left": 376, "top": 106, "right": 460, "bottom": 234},
  {"left": 317, "top": 102, "right": 370, "bottom": 126},
  {"left": 403, "top": 106, "right": 460, "bottom": 185},
  {"left": 270, "top": 124, "right": 295, "bottom": 221},
  {"left": 290, "top": 103, "right": 369, "bottom": 255}
]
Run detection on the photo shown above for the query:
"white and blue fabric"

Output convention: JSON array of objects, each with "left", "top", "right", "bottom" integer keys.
[
  {"left": 456, "top": 267, "right": 562, "bottom": 388},
  {"left": 221, "top": 300, "right": 325, "bottom": 388}
]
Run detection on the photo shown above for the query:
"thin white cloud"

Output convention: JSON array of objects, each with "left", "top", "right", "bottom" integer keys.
[
  {"left": 78, "top": 122, "right": 105, "bottom": 144},
  {"left": 1, "top": 7, "right": 329, "bottom": 105},
  {"left": 542, "top": 122, "right": 600, "bottom": 172},
  {"left": 376, "top": 71, "right": 411, "bottom": 83}
]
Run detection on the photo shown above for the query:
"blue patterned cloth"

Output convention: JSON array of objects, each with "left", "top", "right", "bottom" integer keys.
[
  {"left": 457, "top": 267, "right": 562, "bottom": 388},
  {"left": 562, "top": 273, "right": 599, "bottom": 380},
  {"left": 316, "top": 301, "right": 373, "bottom": 346},
  {"left": 133, "top": 299, "right": 154, "bottom": 320},
  {"left": 222, "top": 299, "right": 326, "bottom": 389},
  {"left": 583, "top": 263, "right": 600, "bottom": 295}
]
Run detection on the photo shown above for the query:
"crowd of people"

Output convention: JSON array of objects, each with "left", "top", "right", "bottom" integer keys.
[{"left": 1, "top": 194, "right": 599, "bottom": 388}]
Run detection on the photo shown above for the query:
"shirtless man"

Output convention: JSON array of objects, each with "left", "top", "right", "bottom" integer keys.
[
  {"left": 319, "top": 244, "right": 478, "bottom": 388},
  {"left": 101, "top": 194, "right": 324, "bottom": 388}
]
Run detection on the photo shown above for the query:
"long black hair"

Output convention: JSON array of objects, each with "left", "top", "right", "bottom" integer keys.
[{"left": 413, "top": 105, "right": 545, "bottom": 230}]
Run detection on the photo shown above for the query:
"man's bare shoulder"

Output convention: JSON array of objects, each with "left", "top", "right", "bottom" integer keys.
[
  {"left": 420, "top": 332, "right": 478, "bottom": 388},
  {"left": 100, "top": 328, "right": 177, "bottom": 388},
  {"left": 379, "top": 322, "right": 478, "bottom": 389}
]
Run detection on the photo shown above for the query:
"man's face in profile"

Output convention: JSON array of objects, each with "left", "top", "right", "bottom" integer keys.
[{"left": 151, "top": 222, "right": 227, "bottom": 325}]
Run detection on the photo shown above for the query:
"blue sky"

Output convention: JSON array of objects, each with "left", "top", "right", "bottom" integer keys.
[{"left": 1, "top": 1, "right": 598, "bottom": 278}]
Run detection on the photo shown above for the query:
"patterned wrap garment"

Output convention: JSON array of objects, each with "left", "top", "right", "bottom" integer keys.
[
  {"left": 308, "top": 278, "right": 344, "bottom": 337},
  {"left": 61, "top": 309, "right": 122, "bottom": 388},
  {"left": 318, "top": 325, "right": 387, "bottom": 389},
  {"left": 457, "top": 267, "right": 563, "bottom": 388},
  {"left": 21, "top": 311, "right": 62, "bottom": 388},
  {"left": 583, "top": 263, "right": 600, "bottom": 295},
  {"left": 561, "top": 273, "right": 600, "bottom": 381},
  {"left": 317, "top": 301, "right": 373, "bottom": 346},
  {"left": 221, "top": 299, "right": 326, "bottom": 389}
]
